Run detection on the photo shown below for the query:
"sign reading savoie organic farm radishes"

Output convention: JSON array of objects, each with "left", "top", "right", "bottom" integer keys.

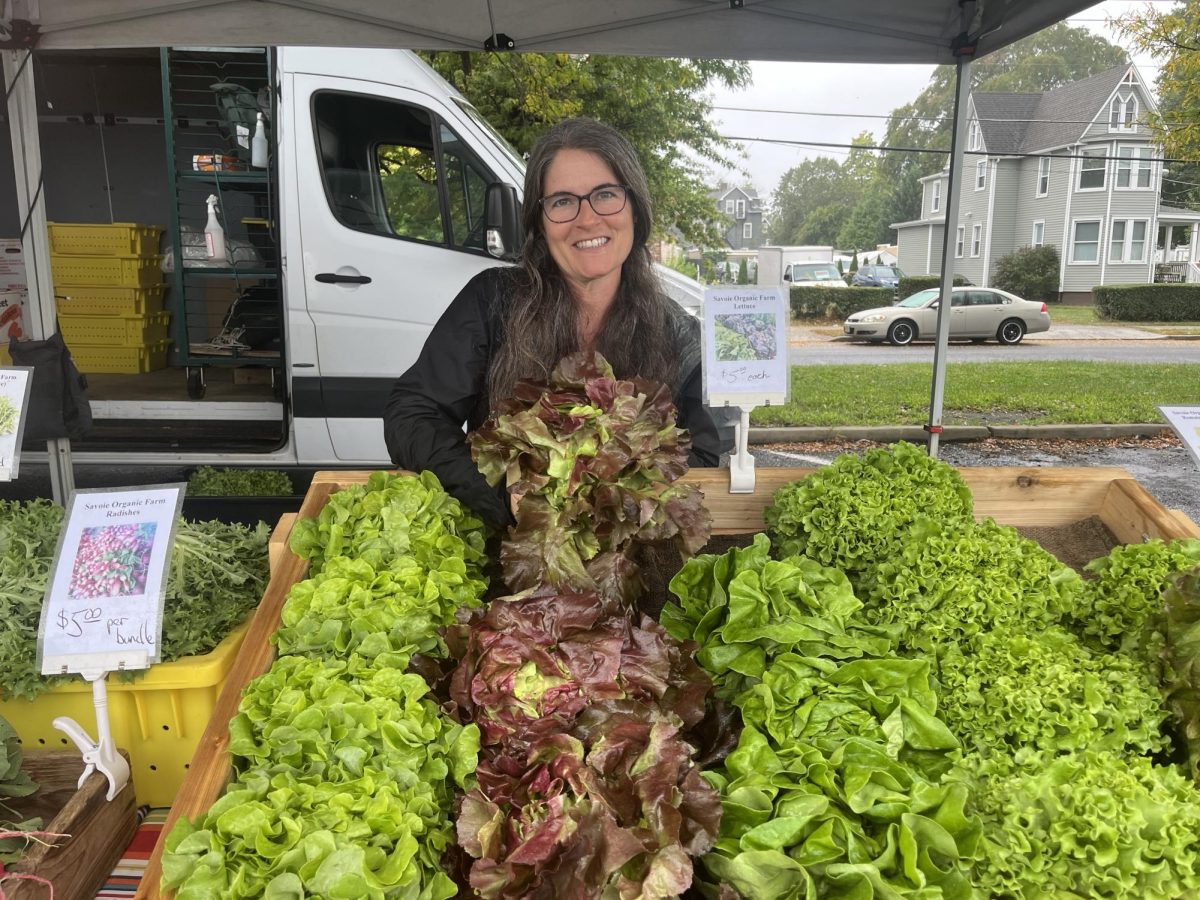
[
  {"left": 37, "top": 484, "right": 185, "bottom": 675},
  {"left": 0, "top": 366, "right": 32, "bottom": 481}
]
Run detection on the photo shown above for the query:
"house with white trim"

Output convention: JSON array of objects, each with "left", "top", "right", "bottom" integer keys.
[
  {"left": 893, "top": 64, "right": 1200, "bottom": 302},
  {"left": 709, "top": 183, "right": 765, "bottom": 251}
]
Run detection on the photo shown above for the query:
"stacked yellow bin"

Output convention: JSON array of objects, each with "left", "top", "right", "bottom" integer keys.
[{"left": 50, "top": 223, "right": 170, "bottom": 373}]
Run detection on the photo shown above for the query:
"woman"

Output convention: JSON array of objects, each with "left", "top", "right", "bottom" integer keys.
[{"left": 384, "top": 117, "right": 722, "bottom": 527}]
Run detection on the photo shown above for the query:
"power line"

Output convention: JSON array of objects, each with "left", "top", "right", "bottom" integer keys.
[
  {"left": 722, "top": 134, "right": 1200, "bottom": 165},
  {"left": 714, "top": 104, "right": 1186, "bottom": 129}
]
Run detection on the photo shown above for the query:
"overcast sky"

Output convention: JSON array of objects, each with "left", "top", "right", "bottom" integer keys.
[{"left": 707, "top": 1, "right": 1161, "bottom": 202}]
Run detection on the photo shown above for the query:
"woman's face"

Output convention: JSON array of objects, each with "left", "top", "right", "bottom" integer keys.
[{"left": 540, "top": 148, "right": 635, "bottom": 298}]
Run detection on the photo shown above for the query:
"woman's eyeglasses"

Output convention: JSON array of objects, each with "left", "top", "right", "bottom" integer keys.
[{"left": 539, "top": 184, "right": 629, "bottom": 223}]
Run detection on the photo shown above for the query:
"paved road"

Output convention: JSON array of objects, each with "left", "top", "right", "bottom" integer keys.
[{"left": 790, "top": 325, "right": 1200, "bottom": 364}]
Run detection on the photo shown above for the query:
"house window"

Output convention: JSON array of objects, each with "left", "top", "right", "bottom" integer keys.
[
  {"left": 1077, "top": 148, "right": 1107, "bottom": 190},
  {"left": 955, "top": 225, "right": 964, "bottom": 258},
  {"left": 1037, "top": 157, "right": 1050, "bottom": 196},
  {"left": 1109, "top": 219, "right": 1148, "bottom": 262},
  {"left": 742, "top": 221, "right": 753, "bottom": 240},
  {"left": 931, "top": 180, "right": 941, "bottom": 213},
  {"left": 725, "top": 199, "right": 734, "bottom": 214},
  {"left": 1070, "top": 220, "right": 1101, "bottom": 263},
  {"left": 976, "top": 159, "right": 986, "bottom": 190},
  {"left": 1109, "top": 93, "right": 1138, "bottom": 131},
  {"left": 736, "top": 199, "right": 746, "bottom": 219},
  {"left": 971, "top": 223, "right": 982, "bottom": 257},
  {"left": 1116, "top": 146, "right": 1153, "bottom": 189},
  {"left": 1032, "top": 220, "right": 1045, "bottom": 247},
  {"left": 968, "top": 119, "right": 980, "bottom": 151}
]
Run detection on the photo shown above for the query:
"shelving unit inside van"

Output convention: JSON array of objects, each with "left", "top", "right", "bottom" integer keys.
[{"left": 160, "top": 47, "right": 282, "bottom": 400}]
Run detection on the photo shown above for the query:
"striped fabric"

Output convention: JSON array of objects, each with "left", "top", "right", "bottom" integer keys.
[{"left": 95, "top": 806, "right": 169, "bottom": 898}]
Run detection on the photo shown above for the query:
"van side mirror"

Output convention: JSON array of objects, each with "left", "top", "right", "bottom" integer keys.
[{"left": 485, "top": 183, "right": 522, "bottom": 261}]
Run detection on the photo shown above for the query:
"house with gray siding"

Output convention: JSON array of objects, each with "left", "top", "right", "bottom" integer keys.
[
  {"left": 710, "top": 184, "right": 765, "bottom": 251},
  {"left": 893, "top": 65, "right": 1200, "bottom": 302}
]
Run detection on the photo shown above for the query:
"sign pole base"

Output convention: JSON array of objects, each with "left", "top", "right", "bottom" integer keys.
[{"left": 728, "top": 406, "right": 755, "bottom": 493}]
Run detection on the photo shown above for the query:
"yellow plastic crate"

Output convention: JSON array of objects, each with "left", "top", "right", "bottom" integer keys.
[
  {"left": 56, "top": 284, "right": 164, "bottom": 317},
  {"left": 51, "top": 253, "right": 163, "bottom": 287},
  {"left": 48, "top": 222, "right": 162, "bottom": 257},
  {"left": 0, "top": 620, "right": 250, "bottom": 806},
  {"left": 59, "top": 310, "right": 171, "bottom": 347},
  {"left": 69, "top": 339, "right": 170, "bottom": 374}
]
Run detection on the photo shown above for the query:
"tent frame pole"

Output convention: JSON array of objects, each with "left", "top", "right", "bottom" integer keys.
[
  {"left": 4, "top": 48, "right": 74, "bottom": 503},
  {"left": 926, "top": 7, "right": 976, "bottom": 458}
]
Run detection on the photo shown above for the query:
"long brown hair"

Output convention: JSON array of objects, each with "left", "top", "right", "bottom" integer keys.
[{"left": 487, "top": 118, "right": 677, "bottom": 406}]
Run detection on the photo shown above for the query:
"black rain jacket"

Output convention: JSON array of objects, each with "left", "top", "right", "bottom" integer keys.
[{"left": 383, "top": 267, "right": 722, "bottom": 527}]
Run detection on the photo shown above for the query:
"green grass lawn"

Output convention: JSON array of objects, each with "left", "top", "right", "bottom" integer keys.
[{"left": 752, "top": 361, "right": 1197, "bottom": 427}]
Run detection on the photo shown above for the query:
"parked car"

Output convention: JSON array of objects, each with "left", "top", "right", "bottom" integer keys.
[
  {"left": 849, "top": 264, "right": 903, "bottom": 288},
  {"left": 785, "top": 261, "right": 848, "bottom": 288},
  {"left": 841, "top": 287, "right": 1051, "bottom": 346}
]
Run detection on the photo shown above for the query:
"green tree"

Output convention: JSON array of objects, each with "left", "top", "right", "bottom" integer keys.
[
  {"left": 849, "top": 252, "right": 859, "bottom": 274},
  {"left": 767, "top": 156, "right": 844, "bottom": 243},
  {"left": 1114, "top": 1, "right": 1200, "bottom": 209},
  {"left": 737, "top": 258, "right": 749, "bottom": 284},
  {"left": 423, "top": 52, "right": 751, "bottom": 245},
  {"left": 879, "top": 23, "right": 1127, "bottom": 224},
  {"left": 993, "top": 244, "right": 1061, "bottom": 302}
]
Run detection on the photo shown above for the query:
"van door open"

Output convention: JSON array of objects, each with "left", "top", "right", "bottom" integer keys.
[{"left": 287, "top": 72, "right": 519, "bottom": 463}]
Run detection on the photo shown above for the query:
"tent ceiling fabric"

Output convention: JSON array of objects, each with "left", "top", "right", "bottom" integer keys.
[{"left": 24, "top": 0, "right": 1094, "bottom": 63}]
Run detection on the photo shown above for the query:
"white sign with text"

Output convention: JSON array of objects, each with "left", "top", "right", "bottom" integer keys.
[
  {"left": 38, "top": 485, "right": 185, "bottom": 675},
  {"left": 703, "top": 286, "right": 790, "bottom": 408},
  {"left": 0, "top": 367, "right": 32, "bottom": 481},
  {"left": 1160, "top": 406, "right": 1200, "bottom": 472}
]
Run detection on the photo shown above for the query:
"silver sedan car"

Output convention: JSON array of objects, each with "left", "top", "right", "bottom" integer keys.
[{"left": 842, "top": 287, "right": 1051, "bottom": 346}]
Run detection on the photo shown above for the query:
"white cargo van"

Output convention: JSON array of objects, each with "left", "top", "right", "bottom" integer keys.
[{"left": 12, "top": 47, "right": 708, "bottom": 468}]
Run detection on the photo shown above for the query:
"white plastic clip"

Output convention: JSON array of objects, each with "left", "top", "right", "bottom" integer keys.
[
  {"left": 52, "top": 670, "right": 130, "bottom": 801},
  {"left": 728, "top": 406, "right": 756, "bottom": 493}
]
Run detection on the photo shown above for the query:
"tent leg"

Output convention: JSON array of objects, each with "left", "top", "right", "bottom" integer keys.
[
  {"left": 4, "top": 50, "right": 75, "bottom": 503},
  {"left": 927, "top": 20, "right": 974, "bottom": 459}
]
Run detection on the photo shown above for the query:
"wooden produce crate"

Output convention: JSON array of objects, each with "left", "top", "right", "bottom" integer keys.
[
  {"left": 136, "top": 466, "right": 1200, "bottom": 899},
  {"left": 3, "top": 749, "right": 137, "bottom": 900}
]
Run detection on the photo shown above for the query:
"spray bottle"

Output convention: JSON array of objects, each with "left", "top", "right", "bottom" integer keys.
[
  {"left": 204, "top": 194, "right": 227, "bottom": 263},
  {"left": 251, "top": 112, "right": 268, "bottom": 169}
]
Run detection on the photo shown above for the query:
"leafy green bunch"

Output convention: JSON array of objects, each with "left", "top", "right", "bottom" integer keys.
[
  {"left": 0, "top": 714, "right": 39, "bottom": 865},
  {"left": 1161, "top": 565, "right": 1200, "bottom": 782},
  {"left": 957, "top": 748, "right": 1200, "bottom": 899},
  {"left": 864, "top": 517, "right": 1083, "bottom": 651},
  {"left": 163, "top": 653, "right": 479, "bottom": 899},
  {"left": 273, "top": 555, "right": 486, "bottom": 664},
  {"left": 186, "top": 466, "right": 295, "bottom": 497},
  {"left": 935, "top": 626, "right": 1170, "bottom": 765},
  {"left": 662, "top": 533, "right": 899, "bottom": 700},
  {"left": 468, "top": 351, "right": 710, "bottom": 599},
  {"left": 1074, "top": 538, "right": 1200, "bottom": 652},
  {"left": 0, "top": 500, "right": 269, "bottom": 701},
  {"left": 765, "top": 441, "right": 974, "bottom": 588},
  {"left": 289, "top": 470, "right": 488, "bottom": 579}
]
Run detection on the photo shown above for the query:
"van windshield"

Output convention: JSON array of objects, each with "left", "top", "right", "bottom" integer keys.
[
  {"left": 455, "top": 99, "right": 525, "bottom": 173},
  {"left": 792, "top": 263, "right": 840, "bottom": 281}
]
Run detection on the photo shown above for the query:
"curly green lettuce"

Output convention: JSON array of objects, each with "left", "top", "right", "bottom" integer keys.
[
  {"left": 764, "top": 441, "right": 975, "bottom": 587},
  {"left": 934, "top": 626, "right": 1170, "bottom": 764},
  {"left": 956, "top": 748, "right": 1200, "bottom": 899}
]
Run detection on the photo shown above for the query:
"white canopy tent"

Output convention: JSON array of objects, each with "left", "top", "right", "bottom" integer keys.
[{"left": 2, "top": 0, "right": 1096, "bottom": 500}]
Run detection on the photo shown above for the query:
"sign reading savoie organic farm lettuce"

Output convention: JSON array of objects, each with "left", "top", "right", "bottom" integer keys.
[
  {"left": 0, "top": 367, "right": 32, "bottom": 481},
  {"left": 1160, "top": 406, "right": 1200, "bottom": 472},
  {"left": 37, "top": 484, "right": 184, "bottom": 675},
  {"left": 703, "top": 287, "right": 789, "bottom": 408}
]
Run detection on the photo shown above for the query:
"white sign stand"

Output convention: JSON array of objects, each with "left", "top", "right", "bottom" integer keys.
[
  {"left": 37, "top": 484, "right": 184, "bottom": 800},
  {"left": 702, "top": 287, "right": 790, "bottom": 493}
]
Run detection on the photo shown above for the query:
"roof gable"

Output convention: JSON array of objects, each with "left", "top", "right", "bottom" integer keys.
[{"left": 971, "top": 64, "right": 1133, "bottom": 155}]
